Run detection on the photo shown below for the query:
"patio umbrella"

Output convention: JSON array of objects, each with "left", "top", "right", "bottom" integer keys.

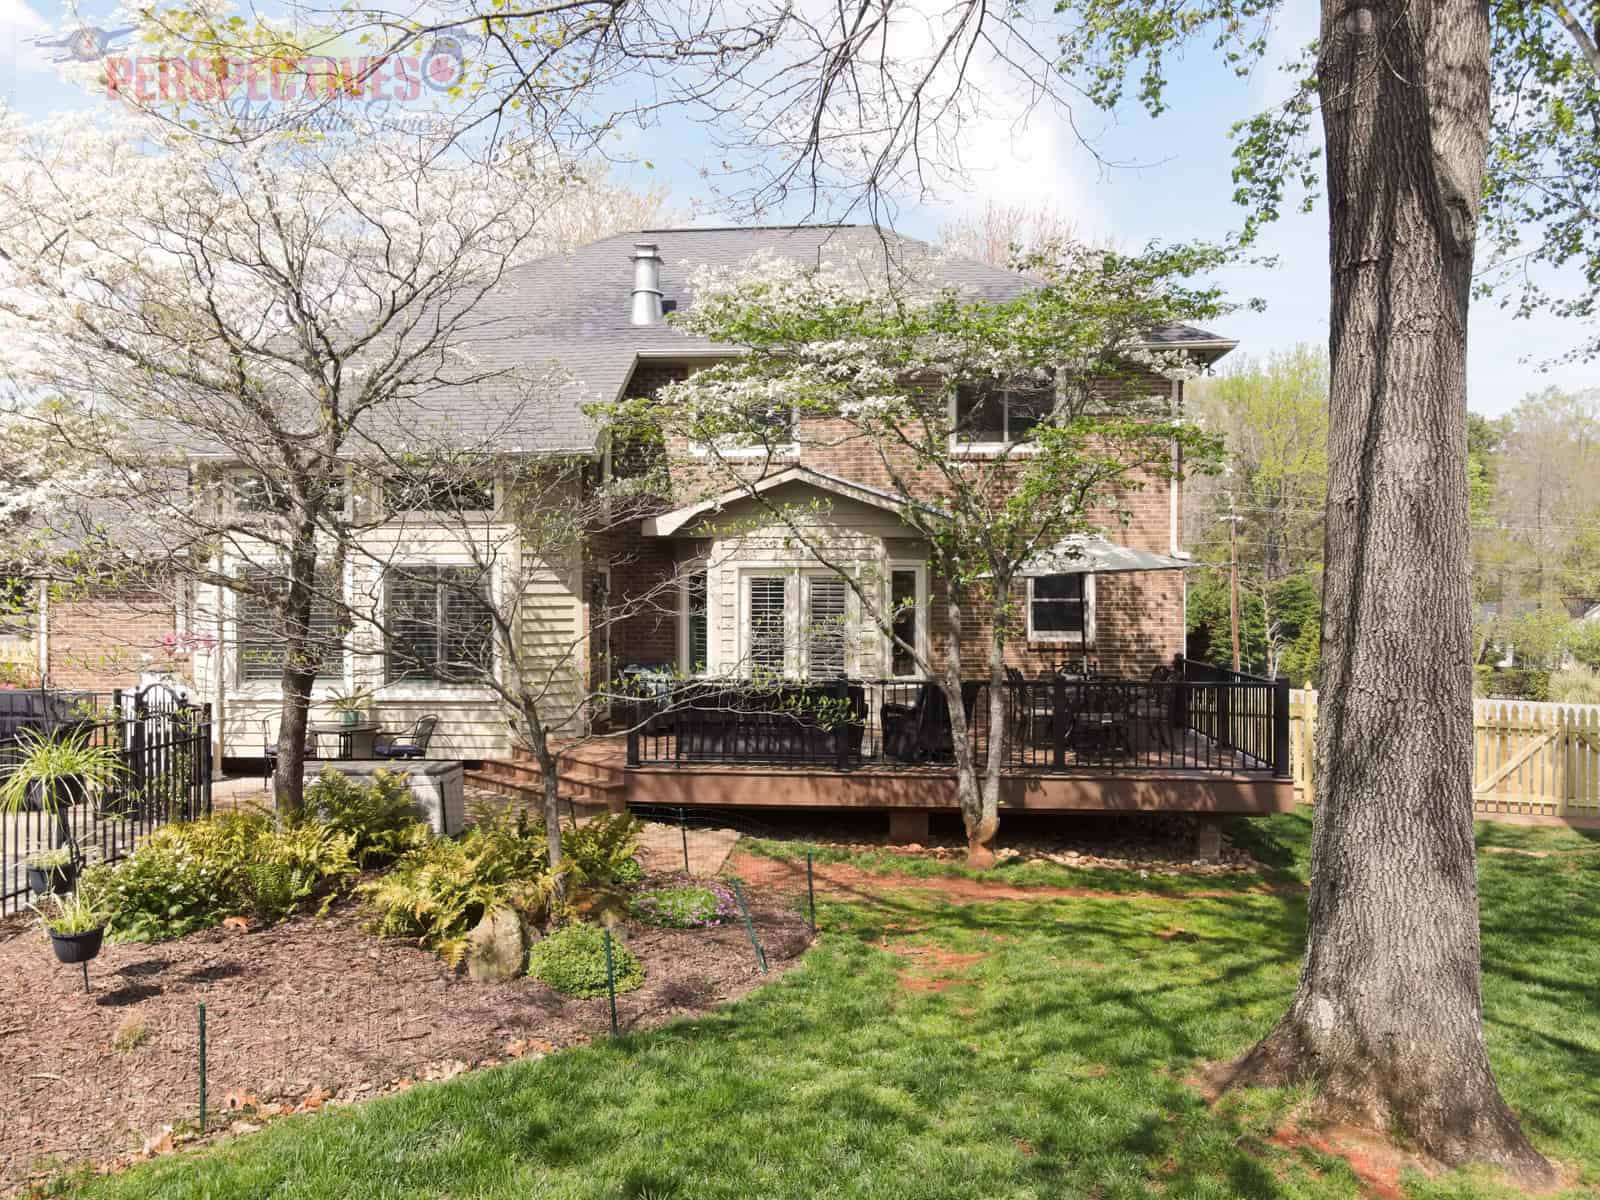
[
  {"left": 1011, "top": 534, "right": 1195, "bottom": 578},
  {"left": 1005, "top": 535, "right": 1198, "bottom": 671}
]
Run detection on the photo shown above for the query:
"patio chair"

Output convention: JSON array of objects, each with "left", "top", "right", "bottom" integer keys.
[
  {"left": 882, "top": 682, "right": 952, "bottom": 762},
  {"left": 1134, "top": 665, "right": 1176, "bottom": 753},
  {"left": 881, "top": 682, "right": 982, "bottom": 762},
  {"left": 373, "top": 714, "right": 440, "bottom": 760},
  {"left": 261, "top": 720, "right": 321, "bottom": 789},
  {"left": 1066, "top": 680, "right": 1133, "bottom": 758},
  {"left": 1005, "top": 666, "right": 1052, "bottom": 748}
]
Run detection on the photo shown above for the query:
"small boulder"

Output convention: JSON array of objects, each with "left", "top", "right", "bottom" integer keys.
[{"left": 465, "top": 906, "right": 529, "bottom": 982}]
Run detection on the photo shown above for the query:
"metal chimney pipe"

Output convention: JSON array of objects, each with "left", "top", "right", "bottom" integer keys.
[{"left": 630, "top": 242, "right": 663, "bottom": 325}]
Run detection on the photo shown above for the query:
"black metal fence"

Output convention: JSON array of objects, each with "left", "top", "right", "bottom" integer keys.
[
  {"left": 0, "top": 685, "right": 213, "bottom": 916},
  {"left": 626, "top": 659, "right": 1291, "bottom": 778}
]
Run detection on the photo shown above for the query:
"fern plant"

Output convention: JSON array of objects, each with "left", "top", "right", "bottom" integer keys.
[{"left": 360, "top": 809, "right": 556, "bottom": 966}]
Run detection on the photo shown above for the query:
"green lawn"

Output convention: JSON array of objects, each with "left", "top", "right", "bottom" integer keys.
[{"left": 59, "top": 811, "right": 1600, "bottom": 1200}]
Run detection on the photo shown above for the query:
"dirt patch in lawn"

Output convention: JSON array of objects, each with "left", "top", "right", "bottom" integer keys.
[
  {"left": 729, "top": 852, "right": 1300, "bottom": 905},
  {"left": 885, "top": 943, "right": 989, "bottom": 993},
  {"left": 0, "top": 882, "right": 810, "bottom": 1194}
]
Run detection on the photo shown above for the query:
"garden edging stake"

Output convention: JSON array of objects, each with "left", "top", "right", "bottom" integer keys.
[
  {"left": 603, "top": 929, "right": 619, "bottom": 1037},
  {"left": 730, "top": 878, "right": 767, "bottom": 972},
  {"left": 198, "top": 1002, "right": 207, "bottom": 1133}
]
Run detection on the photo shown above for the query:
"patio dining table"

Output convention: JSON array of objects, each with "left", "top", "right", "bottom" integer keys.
[{"left": 308, "top": 721, "right": 381, "bottom": 760}]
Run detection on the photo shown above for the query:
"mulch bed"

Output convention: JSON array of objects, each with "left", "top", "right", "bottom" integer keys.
[{"left": 0, "top": 881, "right": 811, "bottom": 1194}]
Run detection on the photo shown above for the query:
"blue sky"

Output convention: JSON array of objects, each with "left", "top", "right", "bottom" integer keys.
[{"left": 3, "top": 0, "right": 1595, "bottom": 416}]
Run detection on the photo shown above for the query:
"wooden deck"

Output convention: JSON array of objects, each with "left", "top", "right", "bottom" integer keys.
[{"left": 541, "top": 734, "right": 1295, "bottom": 822}]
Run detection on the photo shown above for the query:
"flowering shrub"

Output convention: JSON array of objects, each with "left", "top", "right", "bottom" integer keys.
[
  {"left": 630, "top": 879, "right": 738, "bottom": 929},
  {"left": 527, "top": 923, "right": 643, "bottom": 998}
]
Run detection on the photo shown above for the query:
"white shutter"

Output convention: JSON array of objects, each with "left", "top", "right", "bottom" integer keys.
[
  {"left": 747, "top": 576, "right": 788, "bottom": 675},
  {"left": 806, "top": 577, "right": 848, "bottom": 679}
]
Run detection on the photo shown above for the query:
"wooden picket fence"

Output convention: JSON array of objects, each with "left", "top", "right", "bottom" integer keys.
[{"left": 1288, "top": 690, "right": 1600, "bottom": 817}]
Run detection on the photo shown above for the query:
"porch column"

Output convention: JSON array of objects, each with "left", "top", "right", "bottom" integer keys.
[{"left": 1194, "top": 813, "right": 1223, "bottom": 862}]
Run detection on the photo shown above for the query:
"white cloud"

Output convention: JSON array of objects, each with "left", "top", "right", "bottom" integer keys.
[{"left": 0, "top": 0, "right": 50, "bottom": 82}]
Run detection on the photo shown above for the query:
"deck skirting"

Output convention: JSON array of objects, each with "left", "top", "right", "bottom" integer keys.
[{"left": 623, "top": 763, "right": 1295, "bottom": 814}]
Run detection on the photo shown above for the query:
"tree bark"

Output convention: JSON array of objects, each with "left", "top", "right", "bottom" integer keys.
[
  {"left": 521, "top": 703, "right": 567, "bottom": 905},
  {"left": 942, "top": 589, "right": 999, "bottom": 866},
  {"left": 1226, "top": 1, "right": 1551, "bottom": 1182},
  {"left": 273, "top": 522, "right": 321, "bottom": 825}
]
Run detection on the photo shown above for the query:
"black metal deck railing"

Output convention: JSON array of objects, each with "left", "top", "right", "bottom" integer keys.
[
  {"left": 625, "top": 658, "right": 1291, "bottom": 778},
  {"left": 1, "top": 686, "right": 213, "bottom": 916}
]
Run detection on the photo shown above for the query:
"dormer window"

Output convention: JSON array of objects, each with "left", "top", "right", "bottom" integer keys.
[{"left": 953, "top": 381, "right": 1055, "bottom": 447}]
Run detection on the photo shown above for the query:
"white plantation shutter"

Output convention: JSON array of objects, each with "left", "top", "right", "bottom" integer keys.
[
  {"left": 747, "top": 576, "right": 788, "bottom": 675},
  {"left": 237, "top": 567, "right": 343, "bottom": 680},
  {"left": 806, "top": 577, "right": 848, "bottom": 679},
  {"left": 386, "top": 566, "right": 494, "bottom": 682}
]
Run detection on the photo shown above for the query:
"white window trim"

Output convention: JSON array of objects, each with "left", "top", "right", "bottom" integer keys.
[
  {"left": 228, "top": 558, "right": 350, "bottom": 686},
  {"left": 733, "top": 565, "right": 861, "bottom": 680},
  {"left": 688, "top": 391, "right": 802, "bottom": 461},
  {"left": 381, "top": 472, "right": 501, "bottom": 521},
  {"left": 885, "top": 560, "right": 929, "bottom": 678},
  {"left": 228, "top": 466, "right": 354, "bottom": 521},
  {"left": 800, "top": 571, "right": 852, "bottom": 680},
  {"left": 738, "top": 567, "right": 792, "bottom": 678},
  {"left": 1026, "top": 572, "right": 1097, "bottom": 645}
]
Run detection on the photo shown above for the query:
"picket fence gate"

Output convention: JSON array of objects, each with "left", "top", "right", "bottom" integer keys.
[{"left": 1288, "top": 690, "right": 1600, "bottom": 818}]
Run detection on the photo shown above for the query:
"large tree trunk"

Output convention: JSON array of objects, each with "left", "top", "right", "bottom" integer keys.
[{"left": 1227, "top": 1, "right": 1550, "bottom": 1182}]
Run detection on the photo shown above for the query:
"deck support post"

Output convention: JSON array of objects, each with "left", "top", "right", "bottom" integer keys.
[
  {"left": 1051, "top": 676, "right": 1068, "bottom": 770},
  {"left": 1194, "top": 814, "right": 1223, "bottom": 862},
  {"left": 887, "top": 809, "right": 930, "bottom": 844},
  {"left": 1272, "top": 675, "right": 1292, "bottom": 778}
]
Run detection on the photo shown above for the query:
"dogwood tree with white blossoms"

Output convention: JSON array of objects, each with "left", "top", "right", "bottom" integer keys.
[
  {"left": 605, "top": 240, "right": 1235, "bottom": 865},
  {"left": 0, "top": 102, "right": 667, "bottom": 818}
]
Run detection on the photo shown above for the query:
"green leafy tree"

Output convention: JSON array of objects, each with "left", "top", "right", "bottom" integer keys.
[
  {"left": 1049, "top": 0, "right": 1600, "bottom": 1178},
  {"left": 605, "top": 240, "right": 1229, "bottom": 866}
]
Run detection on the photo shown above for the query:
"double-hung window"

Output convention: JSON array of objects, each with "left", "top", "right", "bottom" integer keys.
[
  {"left": 1027, "top": 573, "right": 1093, "bottom": 642},
  {"left": 953, "top": 380, "right": 1055, "bottom": 447},
  {"left": 384, "top": 566, "right": 495, "bottom": 682},
  {"left": 236, "top": 567, "right": 344, "bottom": 681}
]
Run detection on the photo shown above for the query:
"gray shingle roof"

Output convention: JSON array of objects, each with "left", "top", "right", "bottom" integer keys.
[{"left": 450, "top": 224, "right": 1233, "bottom": 453}]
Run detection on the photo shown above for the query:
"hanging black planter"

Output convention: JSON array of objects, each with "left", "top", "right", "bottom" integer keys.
[
  {"left": 26, "top": 860, "right": 78, "bottom": 898},
  {"left": 49, "top": 926, "right": 104, "bottom": 966}
]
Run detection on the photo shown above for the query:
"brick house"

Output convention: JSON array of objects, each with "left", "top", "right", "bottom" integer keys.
[{"left": 166, "top": 223, "right": 1295, "bottom": 828}]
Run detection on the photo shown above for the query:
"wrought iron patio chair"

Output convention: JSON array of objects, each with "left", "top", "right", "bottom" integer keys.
[{"left": 373, "top": 714, "right": 440, "bottom": 760}]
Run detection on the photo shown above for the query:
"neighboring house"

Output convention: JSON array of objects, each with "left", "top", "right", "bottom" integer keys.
[
  {"left": 0, "top": 574, "right": 184, "bottom": 692},
  {"left": 167, "top": 224, "right": 1294, "bottom": 829}
]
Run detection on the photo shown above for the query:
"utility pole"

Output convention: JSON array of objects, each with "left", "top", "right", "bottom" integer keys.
[{"left": 1225, "top": 510, "right": 1242, "bottom": 673}]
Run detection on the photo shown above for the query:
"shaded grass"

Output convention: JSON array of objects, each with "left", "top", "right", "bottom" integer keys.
[
  {"left": 740, "top": 809, "right": 1314, "bottom": 896},
  {"left": 60, "top": 808, "right": 1600, "bottom": 1199}
]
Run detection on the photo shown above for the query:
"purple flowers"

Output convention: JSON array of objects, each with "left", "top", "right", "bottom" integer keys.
[{"left": 630, "top": 878, "right": 739, "bottom": 929}]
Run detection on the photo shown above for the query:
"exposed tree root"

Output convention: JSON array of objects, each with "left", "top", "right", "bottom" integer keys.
[{"left": 1217, "top": 1015, "right": 1555, "bottom": 1188}]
